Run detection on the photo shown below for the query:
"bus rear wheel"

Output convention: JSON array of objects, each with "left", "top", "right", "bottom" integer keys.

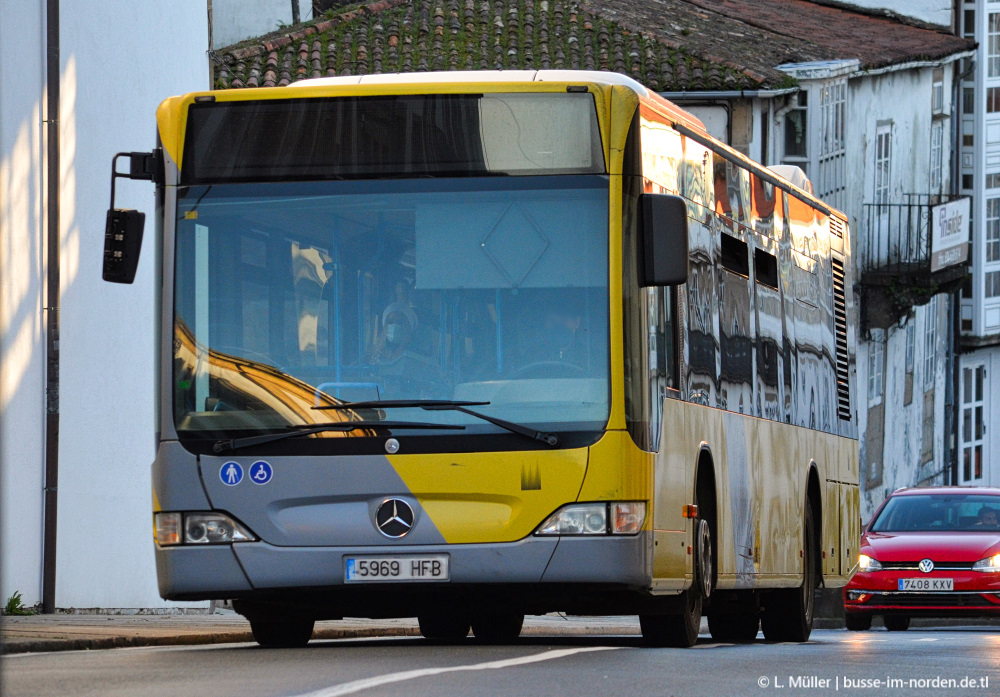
[
  {"left": 471, "top": 611, "right": 523, "bottom": 644},
  {"left": 250, "top": 618, "right": 315, "bottom": 648},
  {"left": 761, "top": 501, "right": 816, "bottom": 642},
  {"left": 418, "top": 612, "right": 471, "bottom": 641}
]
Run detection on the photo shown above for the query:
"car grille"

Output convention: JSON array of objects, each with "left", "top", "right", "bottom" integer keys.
[
  {"left": 879, "top": 562, "right": 974, "bottom": 570},
  {"left": 863, "top": 592, "right": 995, "bottom": 607}
]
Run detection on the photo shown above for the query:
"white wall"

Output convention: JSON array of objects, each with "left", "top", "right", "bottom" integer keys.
[
  {"left": 213, "top": 0, "right": 312, "bottom": 49},
  {"left": 52, "top": 0, "right": 209, "bottom": 608},
  {"left": 839, "top": 0, "right": 952, "bottom": 27},
  {"left": 0, "top": 0, "right": 47, "bottom": 609},
  {"left": 0, "top": 0, "right": 208, "bottom": 610}
]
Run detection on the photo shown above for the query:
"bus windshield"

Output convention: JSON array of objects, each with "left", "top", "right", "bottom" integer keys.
[{"left": 172, "top": 175, "right": 610, "bottom": 447}]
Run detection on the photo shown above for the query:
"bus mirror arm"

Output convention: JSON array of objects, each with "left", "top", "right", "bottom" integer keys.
[
  {"left": 102, "top": 150, "right": 161, "bottom": 284},
  {"left": 638, "top": 193, "right": 689, "bottom": 287}
]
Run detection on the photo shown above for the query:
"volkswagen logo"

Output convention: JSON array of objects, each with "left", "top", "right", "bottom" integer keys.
[
  {"left": 918, "top": 558, "right": 935, "bottom": 573},
  {"left": 375, "top": 499, "right": 414, "bottom": 538}
]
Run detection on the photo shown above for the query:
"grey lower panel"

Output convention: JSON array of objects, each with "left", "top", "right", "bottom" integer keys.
[
  {"left": 152, "top": 441, "right": 212, "bottom": 512},
  {"left": 541, "top": 533, "right": 652, "bottom": 585},
  {"left": 234, "top": 537, "right": 560, "bottom": 589},
  {"left": 156, "top": 545, "right": 253, "bottom": 598}
]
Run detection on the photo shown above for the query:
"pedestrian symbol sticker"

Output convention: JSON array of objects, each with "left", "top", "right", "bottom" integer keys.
[
  {"left": 221, "top": 462, "right": 243, "bottom": 486},
  {"left": 250, "top": 461, "right": 273, "bottom": 485}
]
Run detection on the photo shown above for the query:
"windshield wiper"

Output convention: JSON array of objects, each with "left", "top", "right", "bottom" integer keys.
[
  {"left": 213, "top": 420, "right": 465, "bottom": 454},
  {"left": 314, "top": 400, "right": 559, "bottom": 447}
]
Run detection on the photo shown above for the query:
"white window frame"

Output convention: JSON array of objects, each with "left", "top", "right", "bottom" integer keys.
[
  {"left": 990, "top": 13, "right": 1000, "bottom": 78},
  {"left": 874, "top": 124, "right": 892, "bottom": 206},
  {"left": 817, "top": 80, "right": 847, "bottom": 209},
  {"left": 932, "top": 68, "right": 944, "bottom": 114},
  {"left": 923, "top": 296, "right": 938, "bottom": 389},
  {"left": 905, "top": 320, "right": 915, "bottom": 373},
  {"left": 868, "top": 335, "right": 884, "bottom": 405},
  {"left": 988, "top": 196, "right": 1000, "bottom": 262},
  {"left": 930, "top": 121, "right": 943, "bottom": 192}
]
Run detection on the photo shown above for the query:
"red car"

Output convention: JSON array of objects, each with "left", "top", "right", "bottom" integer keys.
[{"left": 843, "top": 486, "right": 1000, "bottom": 631}]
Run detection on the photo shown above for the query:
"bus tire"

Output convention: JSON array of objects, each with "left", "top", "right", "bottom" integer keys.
[
  {"left": 883, "top": 615, "right": 910, "bottom": 631},
  {"left": 708, "top": 610, "right": 759, "bottom": 642},
  {"left": 418, "top": 612, "right": 470, "bottom": 641},
  {"left": 640, "top": 590, "right": 702, "bottom": 648},
  {"left": 471, "top": 611, "right": 523, "bottom": 644},
  {"left": 250, "top": 618, "right": 315, "bottom": 648},
  {"left": 761, "top": 500, "right": 816, "bottom": 642},
  {"left": 844, "top": 613, "right": 872, "bottom": 631}
]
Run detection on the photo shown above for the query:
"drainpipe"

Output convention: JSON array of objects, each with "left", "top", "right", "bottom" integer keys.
[{"left": 42, "top": 0, "right": 60, "bottom": 614}]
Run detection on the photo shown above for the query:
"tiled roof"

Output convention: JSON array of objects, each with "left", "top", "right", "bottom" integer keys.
[{"left": 214, "top": 0, "right": 973, "bottom": 92}]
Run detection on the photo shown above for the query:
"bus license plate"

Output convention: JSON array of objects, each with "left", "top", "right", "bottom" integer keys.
[
  {"left": 898, "top": 578, "right": 953, "bottom": 591},
  {"left": 345, "top": 555, "right": 449, "bottom": 583}
]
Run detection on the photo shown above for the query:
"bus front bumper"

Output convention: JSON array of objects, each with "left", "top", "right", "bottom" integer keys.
[{"left": 156, "top": 532, "right": 652, "bottom": 602}]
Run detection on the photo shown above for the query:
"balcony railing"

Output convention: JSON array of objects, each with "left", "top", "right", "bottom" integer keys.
[{"left": 860, "top": 194, "right": 946, "bottom": 277}]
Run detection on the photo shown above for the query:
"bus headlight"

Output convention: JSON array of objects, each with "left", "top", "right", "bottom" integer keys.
[
  {"left": 535, "top": 502, "right": 645, "bottom": 536},
  {"left": 154, "top": 512, "right": 256, "bottom": 546}
]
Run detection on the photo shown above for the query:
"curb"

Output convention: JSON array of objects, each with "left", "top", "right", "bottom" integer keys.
[{"left": 1, "top": 626, "right": 422, "bottom": 655}]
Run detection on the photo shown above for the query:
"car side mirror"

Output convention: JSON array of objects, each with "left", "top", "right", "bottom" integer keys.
[
  {"left": 639, "top": 193, "right": 689, "bottom": 287},
  {"left": 102, "top": 151, "right": 159, "bottom": 284}
]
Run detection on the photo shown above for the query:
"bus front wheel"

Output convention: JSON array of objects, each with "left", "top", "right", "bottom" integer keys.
[{"left": 250, "top": 618, "right": 315, "bottom": 648}]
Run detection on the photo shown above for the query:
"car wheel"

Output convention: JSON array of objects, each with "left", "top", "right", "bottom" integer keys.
[
  {"left": 844, "top": 613, "right": 872, "bottom": 631},
  {"left": 250, "top": 618, "right": 315, "bottom": 648},
  {"left": 418, "top": 613, "right": 470, "bottom": 641},
  {"left": 883, "top": 615, "right": 910, "bottom": 632},
  {"left": 471, "top": 611, "right": 523, "bottom": 644},
  {"left": 761, "top": 501, "right": 816, "bottom": 642}
]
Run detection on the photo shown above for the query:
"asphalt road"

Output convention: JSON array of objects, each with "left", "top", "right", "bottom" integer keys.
[{"left": 3, "top": 627, "right": 999, "bottom": 697}]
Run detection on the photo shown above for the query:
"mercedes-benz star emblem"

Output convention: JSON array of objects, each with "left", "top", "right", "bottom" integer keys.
[
  {"left": 919, "top": 558, "right": 935, "bottom": 573},
  {"left": 375, "top": 499, "right": 414, "bottom": 538}
]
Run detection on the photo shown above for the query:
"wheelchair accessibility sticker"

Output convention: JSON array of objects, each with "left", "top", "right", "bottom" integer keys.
[
  {"left": 250, "top": 461, "right": 273, "bottom": 485},
  {"left": 220, "top": 462, "right": 243, "bottom": 486}
]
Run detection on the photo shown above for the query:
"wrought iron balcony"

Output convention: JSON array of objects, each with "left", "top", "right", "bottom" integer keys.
[{"left": 858, "top": 194, "right": 968, "bottom": 329}]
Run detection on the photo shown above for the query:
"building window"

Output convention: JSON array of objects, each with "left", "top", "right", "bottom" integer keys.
[
  {"left": 964, "top": 120, "right": 975, "bottom": 146},
  {"left": 874, "top": 124, "right": 892, "bottom": 205},
  {"left": 932, "top": 68, "right": 944, "bottom": 113},
  {"left": 961, "top": 364, "right": 986, "bottom": 483},
  {"left": 905, "top": 320, "right": 915, "bottom": 373},
  {"left": 991, "top": 14, "right": 1000, "bottom": 77},
  {"left": 988, "top": 87, "right": 1000, "bottom": 112},
  {"left": 784, "top": 92, "right": 808, "bottom": 159},
  {"left": 930, "top": 121, "right": 943, "bottom": 191},
  {"left": 817, "top": 81, "right": 846, "bottom": 207},
  {"left": 964, "top": 87, "right": 975, "bottom": 114},
  {"left": 965, "top": 9, "right": 976, "bottom": 40},
  {"left": 987, "top": 173, "right": 1000, "bottom": 189},
  {"left": 923, "top": 296, "right": 938, "bottom": 389},
  {"left": 988, "top": 197, "right": 1000, "bottom": 262},
  {"left": 868, "top": 337, "right": 884, "bottom": 404},
  {"left": 987, "top": 270, "right": 1000, "bottom": 297},
  {"left": 963, "top": 174, "right": 974, "bottom": 190}
]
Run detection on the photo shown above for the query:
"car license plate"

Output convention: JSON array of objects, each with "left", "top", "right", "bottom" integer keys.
[
  {"left": 344, "top": 555, "right": 449, "bottom": 583},
  {"left": 898, "top": 577, "right": 954, "bottom": 591}
]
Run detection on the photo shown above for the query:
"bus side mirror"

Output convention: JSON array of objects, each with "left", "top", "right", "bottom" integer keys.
[
  {"left": 639, "top": 193, "right": 688, "bottom": 287},
  {"left": 102, "top": 151, "right": 160, "bottom": 284},
  {"left": 102, "top": 209, "right": 145, "bottom": 283}
]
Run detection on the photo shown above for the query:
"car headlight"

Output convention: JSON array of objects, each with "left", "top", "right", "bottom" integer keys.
[
  {"left": 973, "top": 553, "right": 1000, "bottom": 572},
  {"left": 535, "top": 502, "right": 646, "bottom": 536},
  {"left": 858, "top": 554, "right": 882, "bottom": 571},
  {"left": 154, "top": 511, "right": 256, "bottom": 546}
]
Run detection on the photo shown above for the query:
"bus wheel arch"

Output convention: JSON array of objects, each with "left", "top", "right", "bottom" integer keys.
[{"left": 806, "top": 463, "right": 823, "bottom": 585}]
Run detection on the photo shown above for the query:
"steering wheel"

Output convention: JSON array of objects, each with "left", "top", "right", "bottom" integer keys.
[{"left": 510, "top": 361, "right": 588, "bottom": 379}]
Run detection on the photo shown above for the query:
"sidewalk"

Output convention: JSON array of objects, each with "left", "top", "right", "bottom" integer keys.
[{"left": 0, "top": 612, "right": 643, "bottom": 655}]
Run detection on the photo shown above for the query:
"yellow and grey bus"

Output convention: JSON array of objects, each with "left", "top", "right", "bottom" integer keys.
[{"left": 104, "top": 71, "right": 858, "bottom": 648}]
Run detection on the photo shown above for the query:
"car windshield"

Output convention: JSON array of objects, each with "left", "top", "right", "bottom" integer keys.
[
  {"left": 869, "top": 494, "right": 1000, "bottom": 532},
  {"left": 172, "top": 175, "right": 611, "bottom": 442}
]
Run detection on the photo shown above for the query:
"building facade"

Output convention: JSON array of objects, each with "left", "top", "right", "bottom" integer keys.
[{"left": 1, "top": 0, "right": 208, "bottom": 610}]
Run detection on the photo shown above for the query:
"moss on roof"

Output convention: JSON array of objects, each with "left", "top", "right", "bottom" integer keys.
[{"left": 214, "top": 0, "right": 762, "bottom": 91}]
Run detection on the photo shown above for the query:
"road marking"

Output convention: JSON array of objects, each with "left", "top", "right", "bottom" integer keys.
[
  {"left": 691, "top": 642, "right": 733, "bottom": 648},
  {"left": 913, "top": 638, "right": 939, "bottom": 642},
  {"left": 292, "top": 646, "right": 622, "bottom": 697}
]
